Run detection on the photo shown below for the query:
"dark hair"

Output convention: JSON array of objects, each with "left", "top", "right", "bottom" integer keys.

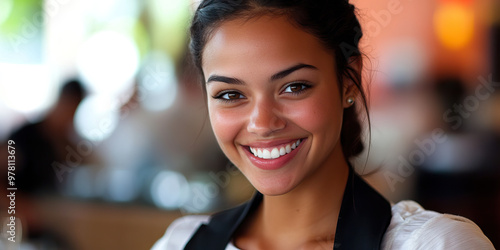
[{"left": 190, "top": 0, "right": 369, "bottom": 160}]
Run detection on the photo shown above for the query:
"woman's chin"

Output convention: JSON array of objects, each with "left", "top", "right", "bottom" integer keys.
[{"left": 250, "top": 176, "right": 297, "bottom": 196}]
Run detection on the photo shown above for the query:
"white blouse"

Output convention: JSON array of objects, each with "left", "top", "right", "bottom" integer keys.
[{"left": 151, "top": 200, "right": 495, "bottom": 250}]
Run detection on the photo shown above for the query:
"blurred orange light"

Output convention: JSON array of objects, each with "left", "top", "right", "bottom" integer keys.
[
  {"left": 438, "top": 0, "right": 473, "bottom": 5},
  {"left": 434, "top": 2, "right": 474, "bottom": 50}
]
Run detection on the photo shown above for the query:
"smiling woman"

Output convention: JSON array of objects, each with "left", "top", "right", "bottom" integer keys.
[
  {"left": 203, "top": 16, "right": 352, "bottom": 197},
  {"left": 152, "top": 0, "right": 495, "bottom": 249}
]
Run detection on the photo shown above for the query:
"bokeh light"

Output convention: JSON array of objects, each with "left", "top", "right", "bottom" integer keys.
[
  {"left": 138, "top": 52, "right": 178, "bottom": 111},
  {"left": 104, "top": 169, "right": 141, "bottom": 202},
  {"left": 434, "top": 2, "right": 474, "bottom": 50},
  {"left": 0, "top": 63, "right": 56, "bottom": 114},
  {"left": 0, "top": 0, "right": 13, "bottom": 25},
  {"left": 147, "top": 0, "right": 190, "bottom": 60},
  {"left": 380, "top": 39, "right": 429, "bottom": 87},
  {"left": 77, "top": 30, "right": 139, "bottom": 97},
  {"left": 84, "top": 0, "right": 140, "bottom": 22},
  {"left": 150, "top": 170, "right": 189, "bottom": 210},
  {"left": 74, "top": 94, "right": 120, "bottom": 142}
]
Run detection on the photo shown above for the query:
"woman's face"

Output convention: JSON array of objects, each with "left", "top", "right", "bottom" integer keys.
[{"left": 202, "top": 15, "right": 352, "bottom": 195}]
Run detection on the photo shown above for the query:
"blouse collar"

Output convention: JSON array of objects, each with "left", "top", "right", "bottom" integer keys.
[{"left": 185, "top": 167, "right": 392, "bottom": 249}]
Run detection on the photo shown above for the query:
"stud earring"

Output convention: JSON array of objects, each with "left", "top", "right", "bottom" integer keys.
[{"left": 347, "top": 97, "right": 355, "bottom": 105}]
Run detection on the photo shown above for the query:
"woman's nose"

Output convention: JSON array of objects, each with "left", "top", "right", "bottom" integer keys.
[{"left": 246, "top": 99, "right": 286, "bottom": 137}]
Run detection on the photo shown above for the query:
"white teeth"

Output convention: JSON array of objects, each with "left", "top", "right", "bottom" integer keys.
[
  {"left": 271, "top": 148, "right": 280, "bottom": 159},
  {"left": 250, "top": 139, "right": 303, "bottom": 160},
  {"left": 263, "top": 149, "right": 271, "bottom": 159},
  {"left": 279, "top": 147, "right": 286, "bottom": 156}
]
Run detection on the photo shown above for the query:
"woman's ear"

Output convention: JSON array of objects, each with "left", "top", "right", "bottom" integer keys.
[{"left": 342, "top": 57, "right": 362, "bottom": 108}]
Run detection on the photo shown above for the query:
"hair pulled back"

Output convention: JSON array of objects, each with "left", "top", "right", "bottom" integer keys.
[{"left": 190, "top": 0, "right": 369, "bottom": 160}]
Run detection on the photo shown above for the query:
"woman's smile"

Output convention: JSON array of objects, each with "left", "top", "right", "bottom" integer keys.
[
  {"left": 242, "top": 138, "right": 306, "bottom": 170},
  {"left": 248, "top": 138, "right": 303, "bottom": 159}
]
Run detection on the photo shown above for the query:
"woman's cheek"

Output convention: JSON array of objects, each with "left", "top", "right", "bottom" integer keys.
[
  {"left": 286, "top": 98, "right": 340, "bottom": 132},
  {"left": 209, "top": 108, "right": 244, "bottom": 152}
]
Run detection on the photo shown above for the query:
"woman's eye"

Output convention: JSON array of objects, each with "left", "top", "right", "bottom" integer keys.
[
  {"left": 222, "top": 92, "right": 243, "bottom": 100},
  {"left": 213, "top": 91, "right": 245, "bottom": 101},
  {"left": 283, "top": 83, "right": 310, "bottom": 94}
]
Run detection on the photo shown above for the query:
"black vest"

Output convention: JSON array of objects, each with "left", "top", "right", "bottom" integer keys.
[{"left": 185, "top": 168, "right": 392, "bottom": 249}]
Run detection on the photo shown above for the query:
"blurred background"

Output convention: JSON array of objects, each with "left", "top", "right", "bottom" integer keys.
[{"left": 0, "top": 0, "right": 498, "bottom": 249}]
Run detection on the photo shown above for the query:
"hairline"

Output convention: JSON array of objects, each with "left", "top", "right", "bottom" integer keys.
[{"left": 197, "top": 8, "right": 340, "bottom": 84}]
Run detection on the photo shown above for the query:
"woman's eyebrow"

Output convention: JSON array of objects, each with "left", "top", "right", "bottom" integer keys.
[
  {"left": 270, "top": 63, "right": 317, "bottom": 81},
  {"left": 206, "top": 63, "right": 317, "bottom": 85},
  {"left": 206, "top": 75, "right": 245, "bottom": 85}
]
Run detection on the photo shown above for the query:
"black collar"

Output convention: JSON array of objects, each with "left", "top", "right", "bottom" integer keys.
[{"left": 185, "top": 168, "right": 392, "bottom": 249}]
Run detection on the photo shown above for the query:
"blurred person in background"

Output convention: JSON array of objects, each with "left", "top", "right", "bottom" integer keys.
[
  {"left": 152, "top": 0, "right": 495, "bottom": 249},
  {"left": 9, "top": 79, "right": 86, "bottom": 194},
  {"left": 0, "top": 79, "right": 87, "bottom": 249},
  {"left": 413, "top": 76, "right": 500, "bottom": 246}
]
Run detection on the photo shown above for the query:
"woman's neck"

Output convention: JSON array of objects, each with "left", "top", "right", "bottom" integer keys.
[{"left": 236, "top": 148, "right": 350, "bottom": 249}]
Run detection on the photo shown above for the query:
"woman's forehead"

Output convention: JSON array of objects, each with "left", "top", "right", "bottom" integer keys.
[{"left": 202, "top": 15, "right": 334, "bottom": 80}]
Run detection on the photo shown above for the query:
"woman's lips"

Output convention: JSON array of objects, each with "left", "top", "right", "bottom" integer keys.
[{"left": 243, "top": 138, "right": 306, "bottom": 170}]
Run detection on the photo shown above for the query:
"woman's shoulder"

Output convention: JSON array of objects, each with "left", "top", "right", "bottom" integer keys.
[
  {"left": 151, "top": 215, "right": 210, "bottom": 250},
  {"left": 382, "top": 200, "right": 495, "bottom": 249},
  {"left": 152, "top": 201, "right": 496, "bottom": 250}
]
